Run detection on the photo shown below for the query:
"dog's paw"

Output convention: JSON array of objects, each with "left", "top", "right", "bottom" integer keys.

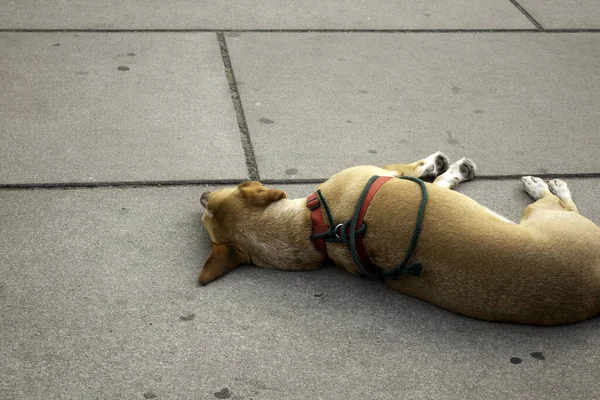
[
  {"left": 422, "top": 151, "right": 450, "bottom": 178},
  {"left": 434, "top": 152, "right": 450, "bottom": 175},
  {"left": 456, "top": 158, "right": 477, "bottom": 181},
  {"left": 548, "top": 179, "right": 572, "bottom": 201},
  {"left": 443, "top": 157, "right": 477, "bottom": 181},
  {"left": 521, "top": 176, "right": 549, "bottom": 200},
  {"left": 433, "top": 157, "right": 477, "bottom": 189}
]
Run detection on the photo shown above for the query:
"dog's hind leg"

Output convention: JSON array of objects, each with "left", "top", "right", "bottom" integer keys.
[
  {"left": 548, "top": 179, "right": 578, "bottom": 213},
  {"left": 518, "top": 176, "right": 600, "bottom": 324},
  {"left": 383, "top": 151, "right": 449, "bottom": 178},
  {"left": 433, "top": 158, "right": 477, "bottom": 190},
  {"left": 521, "top": 176, "right": 579, "bottom": 221}
]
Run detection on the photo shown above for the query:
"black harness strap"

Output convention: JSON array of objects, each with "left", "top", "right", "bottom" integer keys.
[{"left": 310, "top": 175, "right": 428, "bottom": 279}]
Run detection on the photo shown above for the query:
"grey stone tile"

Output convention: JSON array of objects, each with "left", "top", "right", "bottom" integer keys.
[
  {"left": 0, "top": 33, "right": 246, "bottom": 184},
  {"left": 1, "top": 183, "right": 598, "bottom": 398},
  {"left": 519, "top": 0, "right": 600, "bottom": 29},
  {"left": 0, "top": 0, "right": 533, "bottom": 30},
  {"left": 227, "top": 33, "right": 600, "bottom": 179}
]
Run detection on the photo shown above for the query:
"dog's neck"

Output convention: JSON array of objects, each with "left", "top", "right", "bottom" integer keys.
[
  {"left": 263, "top": 197, "right": 307, "bottom": 222},
  {"left": 236, "top": 198, "right": 322, "bottom": 270}
]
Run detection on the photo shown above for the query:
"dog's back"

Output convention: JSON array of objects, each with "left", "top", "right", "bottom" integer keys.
[
  {"left": 322, "top": 175, "right": 600, "bottom": 325},
  {"left": 378, "top": 181, "right": 600, "bottom": 325}
]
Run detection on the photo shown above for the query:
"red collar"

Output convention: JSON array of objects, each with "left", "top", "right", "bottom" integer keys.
[{"left": 306, "top": 176, "right": 393, "bottom": 275}]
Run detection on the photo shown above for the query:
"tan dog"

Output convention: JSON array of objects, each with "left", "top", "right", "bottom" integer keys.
[{"left": 199, "top": 152, "right": 600, "bottom": 325}]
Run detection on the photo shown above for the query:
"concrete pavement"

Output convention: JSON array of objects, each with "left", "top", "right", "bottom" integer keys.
[
  {"left": 1, "top": 1, "right": 599, "bottom": 399},
  {"left": 228, "top": 32, "right": 600, "bottom": 179}
]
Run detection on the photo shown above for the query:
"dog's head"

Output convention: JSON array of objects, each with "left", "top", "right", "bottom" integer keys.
[{"left": 198, "top": 181, "right": 287, "bottom": 285}]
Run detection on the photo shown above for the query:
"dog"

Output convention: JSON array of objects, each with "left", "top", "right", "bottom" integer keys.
[{"left": 198, "top": 152, "right": 600, "bottom": 325}]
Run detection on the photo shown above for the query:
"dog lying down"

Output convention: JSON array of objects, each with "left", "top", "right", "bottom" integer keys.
[{"left": 199, "top": 152, "right": 600, "bottom": 325}]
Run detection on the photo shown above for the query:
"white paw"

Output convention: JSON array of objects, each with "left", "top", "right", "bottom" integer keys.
[
  {"left": 422, "top": 151, "right": 450, "bottom": 178},
  {"left": 433, "top": 157, "right": 477, "bottom": 189},
  {"left": 548, "top": 179, "right": 572, "bottom": 201},
  {"left": 456, "top": 158, "right": 477, "bottom": 180},
  {"left": 444, "top": 157, "right": 477, "bottom": 181},
  {"left": 521, "top": 176, "right": 549, "bottom": 200}
]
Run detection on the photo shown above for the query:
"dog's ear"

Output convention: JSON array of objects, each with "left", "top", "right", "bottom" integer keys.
[
  {"left": 238, "top": 181, "right": 286, "bottom": 207},
  {"left": 198, "top": 244, "right": 246, "bottom": 286}
]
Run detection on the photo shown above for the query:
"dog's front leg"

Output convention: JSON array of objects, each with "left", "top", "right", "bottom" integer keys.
[
  {"left": 383, "top": 151, "right": 449, "bottom": 179},
  {"left": 433, "top": 158, "right": 477, "bottom": 190}
]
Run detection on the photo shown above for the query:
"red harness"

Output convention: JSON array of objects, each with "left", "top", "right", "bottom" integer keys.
[{"left": 306, "top": 176, "right": 393, "bottom": 275}]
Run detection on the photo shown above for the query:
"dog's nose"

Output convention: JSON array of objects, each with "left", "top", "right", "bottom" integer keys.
[{"left": 201, "top": 191, "right": 212, "bottom": 208}]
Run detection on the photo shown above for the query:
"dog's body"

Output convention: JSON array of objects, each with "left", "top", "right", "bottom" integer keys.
[{"left": 199, "top": 153, "right": 600, "bottom": 325}]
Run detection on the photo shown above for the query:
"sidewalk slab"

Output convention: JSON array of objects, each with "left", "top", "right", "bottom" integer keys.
[
  {"left": 519, "top": 0, "right": 600, "bottom": 29},
  {"left": 0, "top": 32, "right": 246, "bottom": 184},
  {"left": 1, "top": 181, "right": 598, "bottom": 399},
  {"left": 227, "top": 33, "right": 600, "bottom": 180},
  {"left": 0, "top": 1, "right": 533, "bottom": 30}
]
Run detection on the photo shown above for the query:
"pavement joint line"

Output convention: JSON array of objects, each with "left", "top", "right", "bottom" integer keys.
[
  {"left": 1, "top": 173, "right": 600, "bottom": 191},
  {"left": 216, "top": 32, "right": 260, "bottom": 181},
  {"left": 0, "top": 180, "right": 246, "bottom": 190},
  {"left": 508, "top": 0, "right": 544, "bottom": 31},
  {"left": 4, "top": 28, "right": 600, "bottom": 33},
  {"left": 544, "top": 29, "right": 600, "bottom": 33}
]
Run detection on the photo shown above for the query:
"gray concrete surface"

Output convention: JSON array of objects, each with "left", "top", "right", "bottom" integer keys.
[
  {"left": 0, "top": 1, "right": 533, "bottom": 30},
  {"left": 2, "top": 0, "right": 600, "bottom": 399},
  {"left": 520, "top": 0, "right": 600, "bottom": 28},
  {"left": 228, "top": 32, "right": 600, "bottom": 180},
  {"left": 1, "top": 183, "right": 599, "bottom": 399},
  {"left": 0, "top": 32, "right": 246, "bottom": 184}
]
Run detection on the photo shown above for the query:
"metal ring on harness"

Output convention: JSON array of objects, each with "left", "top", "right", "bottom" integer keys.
[{"left": 334, "top": 224, "right": 344, "bottom": 238}]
